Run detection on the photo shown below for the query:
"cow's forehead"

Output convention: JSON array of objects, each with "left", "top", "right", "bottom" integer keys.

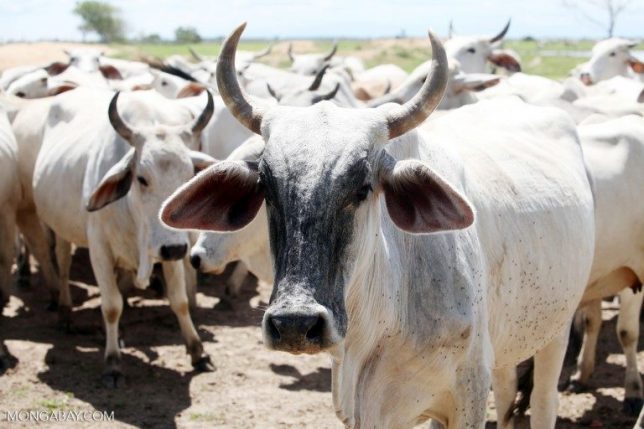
[{"left": 261, "top": 102, "right": 387, "bottom": 182}]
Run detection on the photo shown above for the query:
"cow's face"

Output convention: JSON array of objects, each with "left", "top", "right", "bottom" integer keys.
[
  {"left": 445, "top": 37, "right": 520, "bottom": 74},
  {"left": 65, "top": 48, "right": 103, "bottom": 73},
  {"left": 161, "top": 24, "right": 474, "bottom": 355},
  {"left": 190, "top": 203, "right": 269, "bottom": 274},
  {"left": 579, "top": 39, "right": 641, "bottom": 84},
  {"left": 87, "top": 92, "right": 214, "bottom": 284}
]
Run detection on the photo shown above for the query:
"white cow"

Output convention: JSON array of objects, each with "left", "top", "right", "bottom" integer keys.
[
  {"left": 445, "top": 20, "right": 521, "bottom": 74},
  {"left": 32, "top": 88, "right": 216, "bottom": 386},
  {"left": 574, "top": 38, "right": 644, "bottom": 84},
  {"left": 567, "top": 116, "right": 644, "bottom": 415},
  {"left": 0, "top": 107, "right": 21, "bottom": 375},
  {"left": 352, "top": 64, "right": 409, "bottom": 101},
  {"left": 162, "top": 24, "right": 595, "bottom": 428}
]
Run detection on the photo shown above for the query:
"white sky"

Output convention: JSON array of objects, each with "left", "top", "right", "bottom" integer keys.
[{"left": 0, "top": 0, "right": 643, "bottom": 42}]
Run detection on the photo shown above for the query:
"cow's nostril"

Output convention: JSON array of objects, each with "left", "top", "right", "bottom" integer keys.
[
  {"left": 306, "top": 316, "right": 325, "bottom": 342},
  {"left": 268, "top": 316, "right": 281, "bottom": 341},
  {"left": 190, "top": 254, "right": 201, "bottom": 270},
  {"left": 160, "top": 244, "right": 188, "bottom": 261}
]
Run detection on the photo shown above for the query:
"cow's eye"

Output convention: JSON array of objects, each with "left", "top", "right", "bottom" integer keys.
[
  {"left": 161, "top": 80, "right": 168, "bottom": 86},
  {"left": 355, "top": 184, "right": 372, "bottom": 202},
  {"left": 137, "top": 176, "right": 149, "bottom": 187},
  {"left": 467, "top": 47, "right": 476, "bottom": 54},
  {"left": 609, "top": 51, "right": 616, "bottom": 57}
]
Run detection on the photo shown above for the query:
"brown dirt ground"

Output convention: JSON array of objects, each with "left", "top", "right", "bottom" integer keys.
[
  {"left": 0, "top": 248, "right": 642, "bottom": 429},
  {"left": 0, "top": 43, "right": 111, "bottom": 70}
]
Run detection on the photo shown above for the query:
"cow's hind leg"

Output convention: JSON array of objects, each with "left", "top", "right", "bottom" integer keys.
[
  {"left": 16, "top": 209, "right": 60, "bottom": 309},
  {"left": 54, "top": 237, "right": 73, "bottom": 330},
  {"left": 90, "top": 244, "right": 124, "bottom": 388},
  {"left": 530, "top": 326, "right": 569, "bottom": 429},
  {"left": 568, "top": 299, "right": 601, "bottom": 392},
  {"left": 618, "top": 287, "right": 643, "bottom": 416},
  {"left": 15, "top": 236, "right": 31, "bottom": 288},
  {"left": 162, "top": 261, "right": 213, "bottom": 372}
]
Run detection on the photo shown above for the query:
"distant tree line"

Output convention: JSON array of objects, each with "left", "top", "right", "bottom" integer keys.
[{"left": 73, "top": 1, "right": 204, "bottom": 43}]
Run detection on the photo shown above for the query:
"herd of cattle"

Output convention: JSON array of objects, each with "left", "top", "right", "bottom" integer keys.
[{"left": 0, "top": 20, "right": 643, "bottom": 428}]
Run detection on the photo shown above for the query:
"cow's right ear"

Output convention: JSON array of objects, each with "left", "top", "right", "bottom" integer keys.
[
  {"left": 87, "top": 148, "right": 136, "bottom": 212},
  {"left": 160, "top": 161, "right": 264, "bottom": 232},
  {"left": 45, "top": 62, "right": 70, "bottom": 76}
]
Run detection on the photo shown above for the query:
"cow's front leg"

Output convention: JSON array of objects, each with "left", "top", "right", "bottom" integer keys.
[
  {"left": 530, "top": 325, "right": 569, "bottom": 429},
  {"left": 618, "top": 287, "right": 643, "bottom": 416},
  {"left": 162, "top": 260, "right": 214, "bottom": 372},
  {"left": 448, "top": 365, "right": 489, "bottom": 429},
  {"left": 89, "top": 244, "right": 124, "bottom": 388},
  {"left": 492, "top": 366, "right": 517, "bottom": 429}
]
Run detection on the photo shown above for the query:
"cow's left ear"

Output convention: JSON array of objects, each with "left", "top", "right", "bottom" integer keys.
[
  {"left": 189, "top": 151, "right": 217, "bottom": 174},
  {"left": 488, "top": 51, "right": 521, "bottom": 72},
  {"left": 87, "top": 148, "right": 136, "bottom": 212},
  {"left": 379, "top": 157, "right": 474, "bottom": 234},
  {"left": 99, "top": 65, "right": 123, "bottom": 80}
]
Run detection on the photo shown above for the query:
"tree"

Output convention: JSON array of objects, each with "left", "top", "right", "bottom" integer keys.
[
  {"left": 141, "top": 34, "right": 162, "bottom": 43},
  {"left": 563, "top": 0, "right": 636, "bottom": 37},
  {"left": 175, "top": 27, "right": 202, "bottom": 44},
  {"left": 73, "top": 1, "right": 126, "bottom": 42}
]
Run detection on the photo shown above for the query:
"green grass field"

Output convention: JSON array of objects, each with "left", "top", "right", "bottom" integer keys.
[{"left": 110, "top": 38, "right": 595, "bottom": 80}]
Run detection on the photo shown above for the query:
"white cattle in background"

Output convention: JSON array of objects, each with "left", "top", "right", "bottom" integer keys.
[
  {"left": 352, "top": 64, "right": 409, "bottom": 101},
  {"left": 32, "top": 88, "right": 216, "bottom": 386},
  {"left": 445, "top": 19, "right": 521, "bottom": 74},
  {"left": 368, "top": 59, "right": 501, "bottom": 110},
  {"left": 567, "top": 116, "right": 644, "bottom": 415},
  {"left": 163, "top": 24, "right": 595, "bottom": 428},
  {"left": 574, "top": 38, "right": 644, "bottom": 84},
  {"left": 287, "top": 42, "right": 365, "bottom": 77},
  {"left": 0, "top": 107, "right": 21, "bottom": 375}
]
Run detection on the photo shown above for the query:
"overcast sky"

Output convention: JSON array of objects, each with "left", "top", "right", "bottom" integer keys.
[{"left": 0, "top": 0, "right": 643, "bottom": 42}]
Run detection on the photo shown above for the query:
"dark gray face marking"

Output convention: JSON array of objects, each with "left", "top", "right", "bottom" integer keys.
[{"left": 260, "top": 126, "right": 373, "bottom": 350}]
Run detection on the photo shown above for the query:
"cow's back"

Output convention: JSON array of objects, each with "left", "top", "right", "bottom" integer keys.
[{"left": 421, "top": 98, "right": 595, "bottom": 366}]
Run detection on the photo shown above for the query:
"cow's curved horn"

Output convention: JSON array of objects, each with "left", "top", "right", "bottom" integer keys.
[
  {"left": 253, "top": 44, "right": 273, "bottom": 60},
  {"left": 287, "top": 43, "right": 295, "bottom": 62},
  {"left": 266, "top": 83, "right": 279, "bottom": 100},
  {"left": 189, "top": 47, "right": 203, "bottom": 62},
  {"left": 384, "top": 31, "right": 448, "bottom": 140},
  {"left": 315, "top": 82, "right": 340, "bottom": 102},
  {"left": 108, "top": 92, "right": 134, "bottom": 142},
  {"left": 489, "top": 19, "right": 511, "bottom": 44},
  {"left": 309, "top": 64, "right": 330, "bottom": 91},
  {"left": 323, "top": 42, "right": 338, "bottom": 61},
  {"left": 191, "top": 89, "right": 215, "bottom": 134},
  {"left": 216, "top": 23, "right": 265, "bottom": 135}
]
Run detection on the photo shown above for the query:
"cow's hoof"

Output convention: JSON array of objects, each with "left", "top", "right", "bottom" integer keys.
[
  {"left": 624, "top": 397, "right": 643, "bottom": 416},
  {"left": 193, "top": 356, "right": 215, "bottom": 372},
  {"left": 565, "top": 380, "right": 588, "bottom": 393},
  {"left": 102, "top": 370, "right": 124, "bottom": 388},
  {"left": 57, "top": 307, "right": 75, "bottom": 333},
  {"left": 0, "top": 352, "right": 18, "bottom": 375},
  {"left": 46, "top": 300, "right": 58, "bottom": 312}
]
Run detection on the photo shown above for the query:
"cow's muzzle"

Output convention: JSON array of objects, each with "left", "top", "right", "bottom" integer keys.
[{"left": 263, "top": 308, "right": 334, "bottom": 354}]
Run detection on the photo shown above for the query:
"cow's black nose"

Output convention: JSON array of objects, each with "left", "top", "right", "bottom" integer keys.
[
  {"left": 190, "top": 254, "right": 201, "bottom": 270},
  {"left": 266, "top": 313, "right": 326, "bottom": 350},
  {"left": 160, "top": 244, "right": 187, "bottom": 261}
]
